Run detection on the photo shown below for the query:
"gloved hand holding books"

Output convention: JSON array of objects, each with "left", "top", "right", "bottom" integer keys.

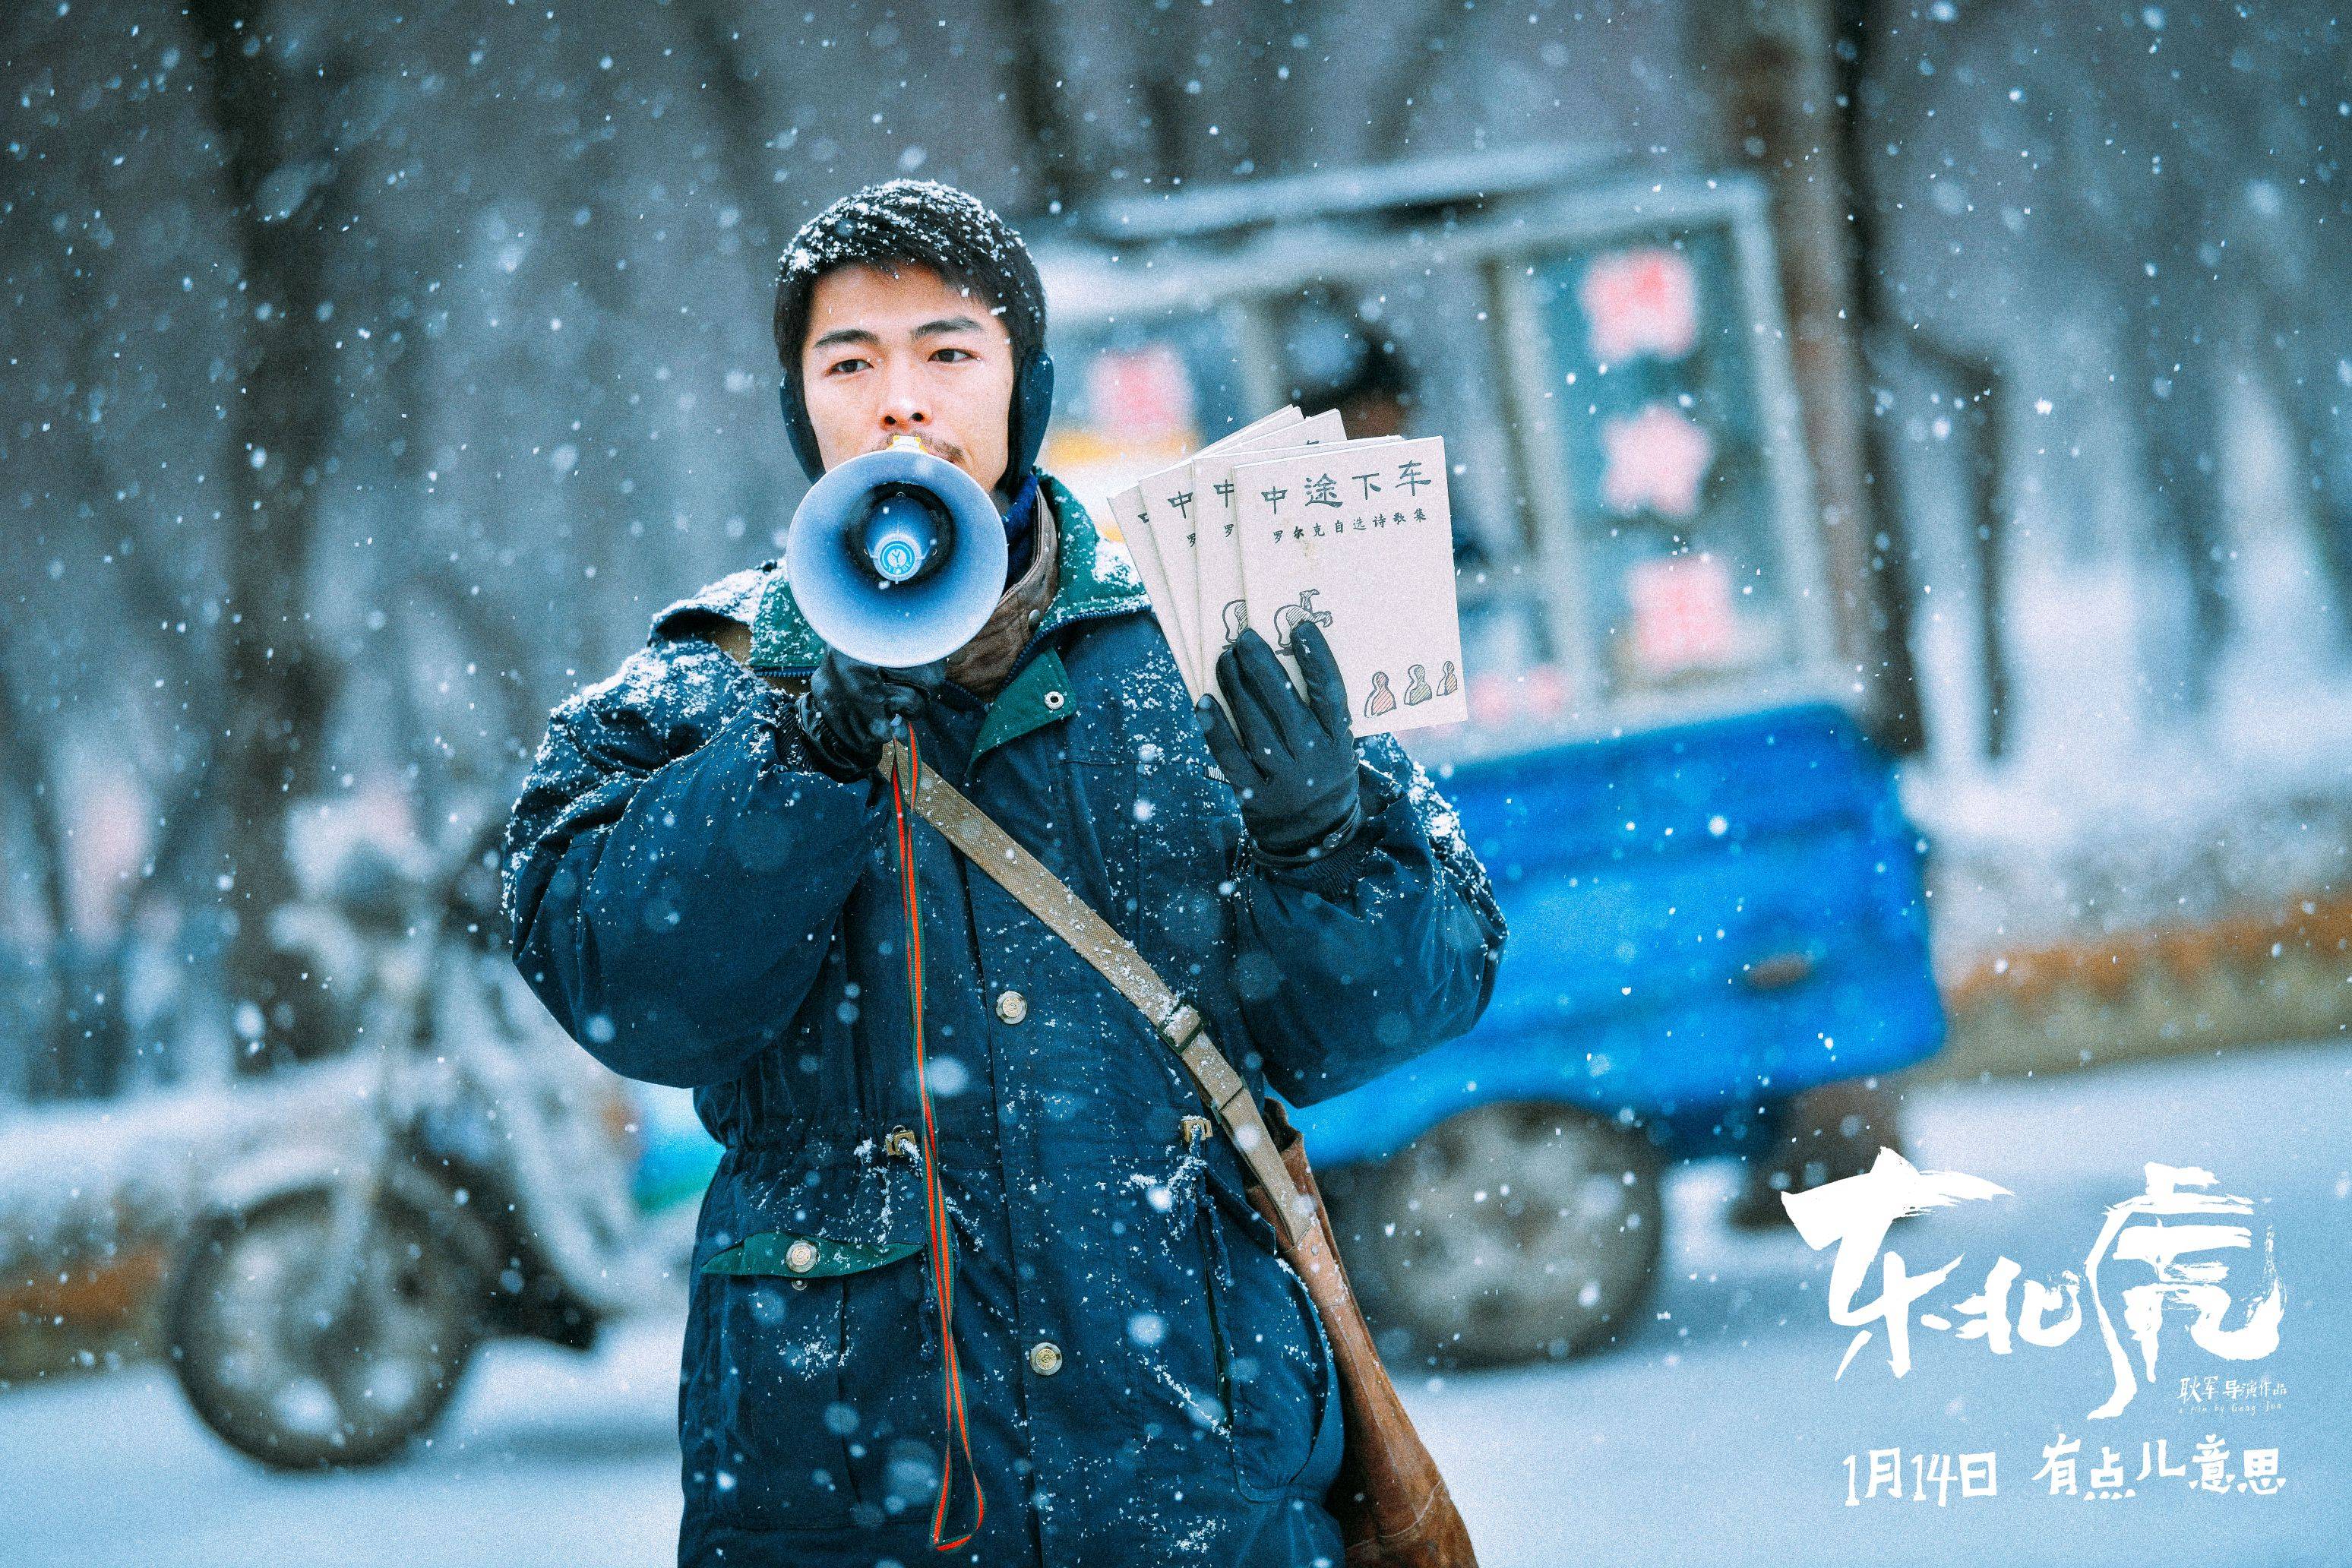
[{"left": 1108, "top": 406, "right": 1469, "bottom": 738}]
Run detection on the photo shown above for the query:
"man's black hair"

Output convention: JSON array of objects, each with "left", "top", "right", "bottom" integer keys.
[{"left": 771, "top": 180, "right": 1051, "bottom": 489}]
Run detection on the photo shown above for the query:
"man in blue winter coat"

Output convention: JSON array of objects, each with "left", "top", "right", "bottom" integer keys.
[{"left": 501, "top": 179, "right": 1507, "bottom": 1568}]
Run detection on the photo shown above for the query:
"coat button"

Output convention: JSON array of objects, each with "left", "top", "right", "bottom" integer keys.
[
  {"left": 884, "top": 1126, "right": 919, "bottom": 1161},
  {"left": 1178, "top": 1114, "right": 1214, "bottom": 1150},
  {"left": 1042, "top": 689, "right": 1066, "bottom": 711},
  {"left": 995, "top": 989, "right": 1029, "bottom": 1024},
  {"left": 784, "top": 1239, "right": 818, "bottom": 1274},
  {"left": 1028, "top": 1339, "right": 1064, "bottom": 1376}
]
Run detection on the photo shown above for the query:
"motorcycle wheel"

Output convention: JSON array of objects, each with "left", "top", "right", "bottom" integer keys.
[
  {"left": 166, "top": 1184, "right": 489, "bottom": 1469},
  {"left": 1320, "top": 1100, "right": 1665, "bottom": 1370}
]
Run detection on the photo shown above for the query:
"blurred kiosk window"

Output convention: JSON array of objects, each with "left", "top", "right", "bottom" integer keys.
[
  {"left": 1033, "top": 169, "right": 1837, "bottom": 763},
  {"left": 1501, "top": 206, "right": 1828, "bottom": 709}
]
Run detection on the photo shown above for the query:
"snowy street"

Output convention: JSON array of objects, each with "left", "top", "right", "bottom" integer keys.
[{"left": 4, "top": 1042, "right": 2343, "bottom": 1568}]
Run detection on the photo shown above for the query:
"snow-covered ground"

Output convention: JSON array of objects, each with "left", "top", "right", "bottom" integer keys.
[{"left": 2, "top": 1043, "right": 2344, "bottom": 1568}]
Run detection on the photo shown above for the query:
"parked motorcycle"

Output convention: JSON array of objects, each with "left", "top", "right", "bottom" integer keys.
[{"left": 164, "top": 814, "right": 689, "bottom": 1469}]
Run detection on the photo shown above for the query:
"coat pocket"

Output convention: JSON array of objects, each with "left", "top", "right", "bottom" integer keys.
[
  {"left": 1198, "top": 1160, "right": 1345, "bottom": 1503},
  {"left": 682, "top": 1153, "right": 937, "bottom": 1535}
]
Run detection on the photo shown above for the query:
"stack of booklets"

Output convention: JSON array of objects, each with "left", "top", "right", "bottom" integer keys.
[{"left": 1108, "top": 406, "right": 1468, "bottom": 737}]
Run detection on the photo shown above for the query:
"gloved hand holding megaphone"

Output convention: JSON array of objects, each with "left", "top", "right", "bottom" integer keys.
[
  {"left": 795, "top": 650, "right": 944, "bottom": 779},
  {"left": 786, "top": 435, "right": 1009, "bottom": 779}
]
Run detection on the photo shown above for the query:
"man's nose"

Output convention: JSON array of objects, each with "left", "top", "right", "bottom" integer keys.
[{"left": 877, "top": 361, "right": 930, "bottom": 434}]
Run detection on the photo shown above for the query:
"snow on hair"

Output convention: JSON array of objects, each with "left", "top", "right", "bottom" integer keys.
[{"left": 771, "top": 179, "right": 1045, "bottom": 367}]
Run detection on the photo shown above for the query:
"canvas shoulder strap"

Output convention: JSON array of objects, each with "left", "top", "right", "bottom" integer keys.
[{"left": 879, "top": 738, "right": 1315, "bottom": 1247}]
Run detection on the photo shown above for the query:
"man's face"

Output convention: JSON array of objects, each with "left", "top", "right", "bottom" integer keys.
[{"left": 799, "top": 261, "right": 1017, "bottom": 493}]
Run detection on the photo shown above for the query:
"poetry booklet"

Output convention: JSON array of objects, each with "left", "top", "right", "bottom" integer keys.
[
  {"left": 1183, "top": 411, "right": 1349, "bottom": 678},
  {"left": 1231, "top": 435, "right": 1467, "bottom": 737},
  {"left": 1111, "top": 406, "right": 1304, "bottom": 697},
  {"left": 1109, "top": 409, "right": 1464, "bottom": 738}
]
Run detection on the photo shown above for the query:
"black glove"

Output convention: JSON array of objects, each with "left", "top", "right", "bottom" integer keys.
[
  {"left": 1193, "top": 621, "right": 1364, "bottom": 861},
  {"left": 793, "top": 647, "right": 946, "bottom": 779}
]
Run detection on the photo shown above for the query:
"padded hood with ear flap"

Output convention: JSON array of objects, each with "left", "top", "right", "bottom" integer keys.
[{"left": 771, "top": 179, "right": 1051, "bottom": 495}]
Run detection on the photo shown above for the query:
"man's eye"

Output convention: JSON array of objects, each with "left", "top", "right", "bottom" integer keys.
[
  {"left": 931, "top": 346, "right": 973, "bottom": 363},
  {"left": 827, "top": 356, "right": 869, "bottom": 375}
]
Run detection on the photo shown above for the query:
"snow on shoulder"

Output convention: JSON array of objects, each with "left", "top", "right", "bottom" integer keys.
[{"left": 646, "top": 561, "right": 777, "bottom": 646}]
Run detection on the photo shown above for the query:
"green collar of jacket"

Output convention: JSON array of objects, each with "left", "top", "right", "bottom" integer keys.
[{"left": 746, "top": 471, "right": 1149, "bottom": 678}]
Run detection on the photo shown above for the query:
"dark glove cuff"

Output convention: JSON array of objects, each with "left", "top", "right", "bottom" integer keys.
[
  {"left": 1248, "top": 794, "right": 1364, "bottom": 867},
  {"left": 791, "top": 689, "right": 877, "bottom": 783},
  {"left": 1250, "top": 810, "right": 1382, "bottom": 904}
]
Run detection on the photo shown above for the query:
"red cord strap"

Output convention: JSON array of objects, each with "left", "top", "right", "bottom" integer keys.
[{"left": 889, "top": 729, "right": 985, "bottom": 1552}]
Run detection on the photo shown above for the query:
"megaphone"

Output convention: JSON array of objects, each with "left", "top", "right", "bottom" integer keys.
[{"left": 785, "top": 435, "right": 1008, "bottom": 667}]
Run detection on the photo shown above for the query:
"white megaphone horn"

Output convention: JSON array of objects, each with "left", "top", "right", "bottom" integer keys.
[{"left": 784, "top": 435, "right": 1008, "bottom": 667}]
